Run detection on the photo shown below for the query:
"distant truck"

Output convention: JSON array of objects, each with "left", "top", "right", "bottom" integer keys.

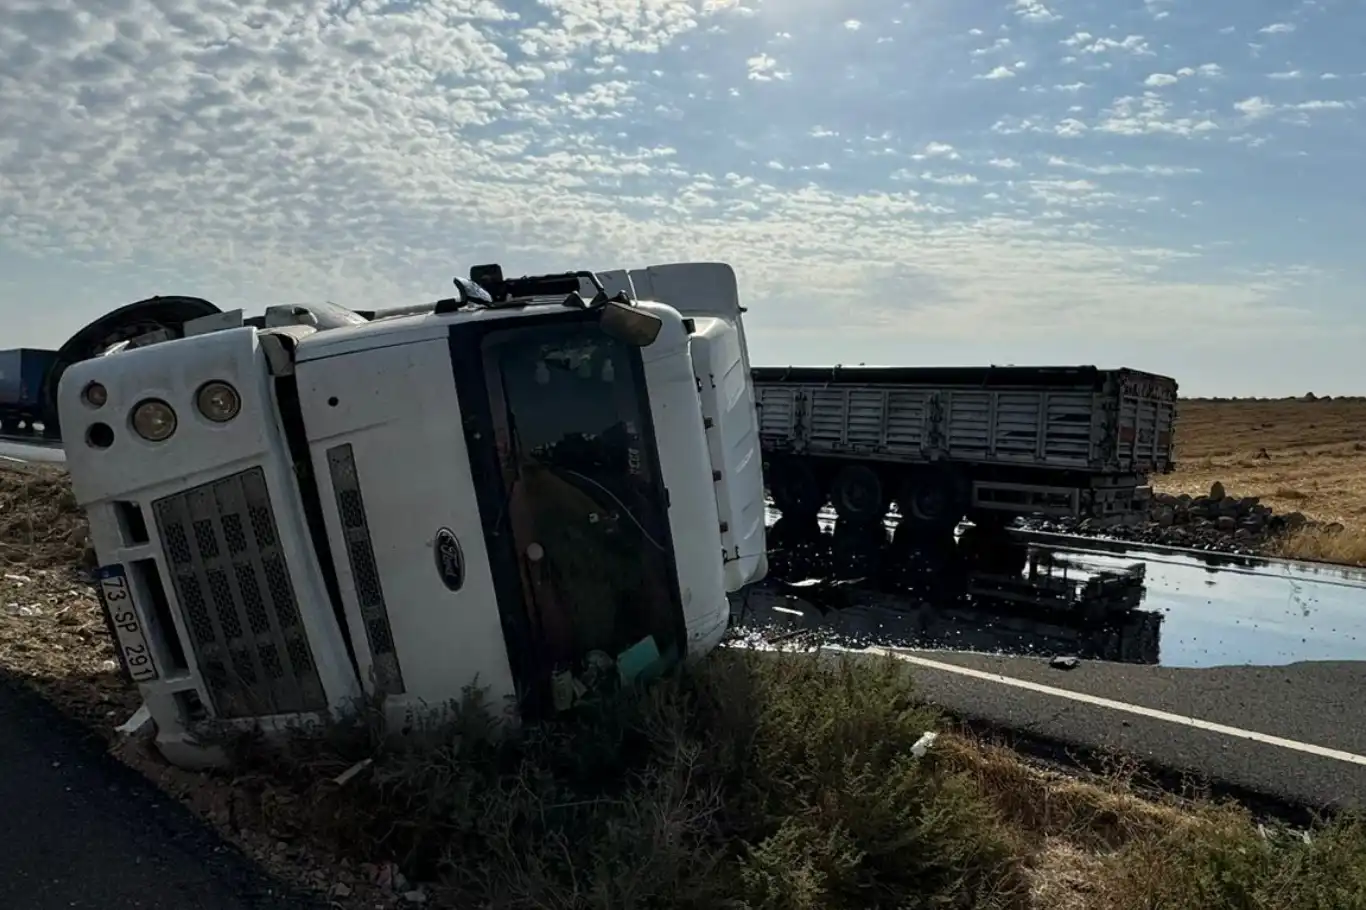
[
  {"left": 0, "top": 348, "right": 59, "bottom": 438},
  {"left": 753, "top": 365, "right": 1178, "bottom": 536}
]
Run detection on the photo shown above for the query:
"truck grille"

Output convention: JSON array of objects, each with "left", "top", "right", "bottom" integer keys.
[
  {"left": 327, "top": 444, "right": 404, "bottom": 694},
  {"left": 153, "top": 468, "right": 327, "bottom": 719}
]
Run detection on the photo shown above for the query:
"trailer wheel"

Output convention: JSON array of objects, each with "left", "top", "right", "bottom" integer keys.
[
  {"left": 830, "top": 464, "right": 885, "bottom": 523},
  {"left": 896, "top": 467, "right": 968, "bottom": 535},
  {"left": 41, "top": 295, "right": 222, "bottom": 437},
  {"left": 769, "top": 460, "right": 823, "bottom": 518}
]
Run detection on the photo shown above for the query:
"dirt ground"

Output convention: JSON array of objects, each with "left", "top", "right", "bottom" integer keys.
[{"left": 1156, "top": 397, "right": 1366, "bottom": 530}]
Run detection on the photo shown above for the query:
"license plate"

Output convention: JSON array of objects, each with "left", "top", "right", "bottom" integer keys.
[{"left": 97, "top": 564, "right": 159, "bottom": 684}]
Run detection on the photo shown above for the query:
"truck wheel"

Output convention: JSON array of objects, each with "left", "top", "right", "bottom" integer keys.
[
  {"left": 41, "top": 295, "right": 222, "bottom": 437},
  {"left": 830, "top": 464, "right": 885, "bottom": 523},
  {"left": 769, "top": 460, "right": 823, "bottom": 518},
  {"left": 896, "top": 467, "right": 968, "bottom": 535}
]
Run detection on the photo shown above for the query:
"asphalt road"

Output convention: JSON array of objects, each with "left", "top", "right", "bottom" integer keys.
[
  {"left": 0, "top": 678, "right": 321, "bottom": 910},
  {"left": 876, "top": 648, "right": 1366, "bottom": 813}
]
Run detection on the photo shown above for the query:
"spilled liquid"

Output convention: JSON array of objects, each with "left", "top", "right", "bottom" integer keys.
[{"left": 738, "top": 505, "right": 1366, "bottom": 670}]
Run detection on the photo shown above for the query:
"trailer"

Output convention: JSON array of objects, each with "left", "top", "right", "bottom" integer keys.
[{"left": 753, "top": 364, "right": 1178, "bottom": 535}]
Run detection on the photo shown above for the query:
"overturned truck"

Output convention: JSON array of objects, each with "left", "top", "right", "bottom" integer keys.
[
  {"left": 48, "top": 262, "right": 768, "bottom": 768},
  {"left": 755, "top": 365, "right": 1178, "bottom": 540}
]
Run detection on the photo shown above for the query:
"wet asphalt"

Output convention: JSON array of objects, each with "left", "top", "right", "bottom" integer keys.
[{"left": 0, "top": 678, "right": 319, "bottom": 910}]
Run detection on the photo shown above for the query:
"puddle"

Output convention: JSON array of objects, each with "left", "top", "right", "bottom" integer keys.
[
  {"left": 1045, "top": 545, "right": 1366, "bottom": 668},
  {"left": 745, "top": 506, "right": 1366, "bottom": 670}
]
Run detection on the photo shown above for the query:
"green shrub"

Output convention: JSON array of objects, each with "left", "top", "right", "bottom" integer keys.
[{"left": 221, "top": 649, "right": 1029, "bottom": 909}]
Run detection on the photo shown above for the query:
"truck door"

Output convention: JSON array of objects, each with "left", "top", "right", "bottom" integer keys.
[{"left": 295, "top": 330, "right": 521, "bottom": 722}]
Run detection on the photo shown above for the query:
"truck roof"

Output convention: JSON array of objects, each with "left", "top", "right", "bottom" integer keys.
[{"left": 292, "top": 294, "right": 604, "bottom": 362}]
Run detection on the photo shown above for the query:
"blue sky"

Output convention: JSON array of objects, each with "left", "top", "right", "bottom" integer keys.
[{"left": 0, "top": 0, "right": 1363, "bottom": 396}]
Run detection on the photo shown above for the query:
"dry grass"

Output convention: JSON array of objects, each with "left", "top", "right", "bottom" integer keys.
[
  {"left": 1273, "top": 525, "right": 1366, "bottom": 566},
  {"left": 0, "top": 462, "right": 89, "bottom": 569}
]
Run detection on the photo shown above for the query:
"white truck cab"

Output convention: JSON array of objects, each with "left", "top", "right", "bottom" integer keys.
[{"left": 57, "top": 262, "right": 767, "bottom": 768}]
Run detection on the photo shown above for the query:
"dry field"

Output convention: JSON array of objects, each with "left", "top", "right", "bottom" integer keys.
[{"left": 1157, "top": 396, "right": 1366, "bottom": 563}]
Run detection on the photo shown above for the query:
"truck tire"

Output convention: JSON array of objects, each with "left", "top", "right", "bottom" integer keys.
[
  {"left": 896, "top": 466, "right": 968, "bottom": 536},
  {"left": 41, "top": 295, "right": 222, "bottom": 438},
  {"left": 830, "top": 464, "right": 885, "bottom": 523},
  {"left": 769, "top": 459, "right": 823, "bottom": 518}
]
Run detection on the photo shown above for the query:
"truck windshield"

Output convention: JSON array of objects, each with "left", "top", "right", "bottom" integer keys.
[{"left": 473, "top": 319, "right": 682, "bottom": 706}]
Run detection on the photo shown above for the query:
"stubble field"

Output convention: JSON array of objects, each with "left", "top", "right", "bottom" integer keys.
[{"left": 1156, "top": 396, "right": 1366, "bottom": 563}]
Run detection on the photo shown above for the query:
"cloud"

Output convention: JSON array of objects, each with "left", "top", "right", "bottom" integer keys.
[
  {"left": 1235, "top": 95, "right": 1353, "bottom": 120},
  {"left": 977, "top": 65, "right": 1017, "bottom": 80},
  {"left": 1234, "top": 96, "right": 1278, "bottom": 119},
  {"left": 1177, "top": 64, "right": 1224, "bottom": 78},
  {"left": 1047, "top": 156, "right": 1201, "bottom": 176},
  {"left": 972, "top": 38, "right": 1012, "bottom": 56},
  {"left": 843, "top": 19, "right": 861, "bottom": 31},
  {"left": 1055, "top": 118, "right": 1089, "bottom": 137},
  {"left": 919, "top": 172, "right": 980, "bottom": 186},
  {"left": 1013, "top": 0, "right": 1062, "bottom": 23},
  {"left": 1148, "top": 63, "right": 1223, "bottom": 86},
  {"left": 746, "top": 53, "right": 790, "bottom": 81},
  {"left": 1097, "top": 94, "right": 1219, "bottom": 135},
  {"left": 1259, "top": 22, "right": 1297, "bottom": 34},
  {"left": 1072, "top": 34, "right": 1154, "bottom": 56},
  {"left": 1268, "top": 70, "right": 1303, "bottom": 79},
  {"left": 913, "top": 142, "right": 960, "bottom": 160},
  {"left": 0, "top": 0, "right": 1347, "bottom": 370}
]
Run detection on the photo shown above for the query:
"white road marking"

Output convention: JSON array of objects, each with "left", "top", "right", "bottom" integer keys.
[{"left": 859, "top": 647, "right": 1366, "bottom": 768}]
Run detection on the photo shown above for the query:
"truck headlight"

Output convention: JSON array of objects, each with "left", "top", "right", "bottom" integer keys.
[
  {"left": 82, "top": 382, "right": 108, "bottom": 408},
  {"left": 131, "top": 399, "right": 177, "bottom": 442},
  {"left": 195, "top": 381, "right": 241, "bottom": 423}
]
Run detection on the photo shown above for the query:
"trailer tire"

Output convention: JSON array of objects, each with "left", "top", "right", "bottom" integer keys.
[
  {"left": 769, "top": 460, "right": 823, "bottom": 518},
  {"left": 830, "top": 464, "right": 885, "bottom": 523},
  {"left": 896, "top": 466, "right": 968, "bottom": 535}
]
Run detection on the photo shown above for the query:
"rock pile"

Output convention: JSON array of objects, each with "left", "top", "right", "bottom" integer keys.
[
  {"left": 1146, "top": 481, "right": 1306, "bottom": 542},
  {"left": 1027, "top": 482, "right": 1327, "bottom": 556}
]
